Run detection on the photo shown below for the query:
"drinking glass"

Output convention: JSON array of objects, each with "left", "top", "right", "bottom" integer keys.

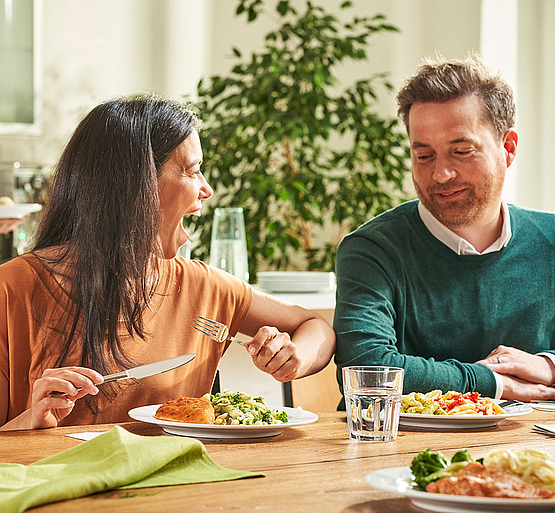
[
  {"left": 342, "top": 366, "right": 404, "bottom": 442},
  {"left": 210, "top": 207, "right": 249, "bottom": 283}
]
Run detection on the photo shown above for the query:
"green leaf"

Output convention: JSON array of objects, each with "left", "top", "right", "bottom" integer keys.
[
  {"left": 276, "top": 1, "right": 289, "bottom": 16},
  {"left": 193, "top": 0, "right": 409, "bottom": 275}
]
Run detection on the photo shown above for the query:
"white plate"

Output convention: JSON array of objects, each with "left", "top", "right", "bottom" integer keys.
[
  {"left": 128, "top": 404, "right": 318, "bottom": 438},
  {"left": 399, "top": 402, "right": 532, "bottom": 429},
  {"left": 531, "top": 402, "right": 555, "bottom": 412},
  {"left": 0, "top": 203, "right": 42, "bottom": 219},
  {"left": 365, "top": 466, "right": 555, "bottom": 512}
]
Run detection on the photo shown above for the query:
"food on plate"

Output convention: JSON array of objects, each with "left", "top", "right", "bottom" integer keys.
[
  {"left": 0, "top": 196, "right": 14, "bottom": 205},
  {"left": 426, "top": 462, "right": 555, "bottom": 498},
  {"left": 401, "top": 390, "right": 506, "bottom": 416},
  {"left": 411, "top": 448, "right": 475, "bottom": 489},
  {"left": 411, "top": 448, "right": 555, "bottom": 499},
  {"left": 154, "top": 396, "right": 215, "bottom": 424},
  {"left": 203, "top": 389, "right": 288, "bottom": 426},
  {"left": 484, "top": 449, "right": 555, "bottom": 491}
]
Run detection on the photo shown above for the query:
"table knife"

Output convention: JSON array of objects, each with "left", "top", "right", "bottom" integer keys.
[{"left": 50, "top": 353, "right": 196, "bottom": 397}]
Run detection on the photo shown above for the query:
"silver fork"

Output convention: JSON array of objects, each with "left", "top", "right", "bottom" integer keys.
[{"left": 192, "top": 316, "right": 247, "bottom": 347}]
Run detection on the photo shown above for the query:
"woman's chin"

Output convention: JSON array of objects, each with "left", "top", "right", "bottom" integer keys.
[{"left": 161, "top": 230, "right": 190, "bottom": 259}]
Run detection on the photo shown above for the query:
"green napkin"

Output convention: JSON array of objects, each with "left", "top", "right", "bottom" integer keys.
[{"left": 0, "top": 426, "right": 264, "bottom": 513}]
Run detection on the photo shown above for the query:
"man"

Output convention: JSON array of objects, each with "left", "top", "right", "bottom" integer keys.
[{"left": 334, "top": 55, "right": 555, "bottom": 404}]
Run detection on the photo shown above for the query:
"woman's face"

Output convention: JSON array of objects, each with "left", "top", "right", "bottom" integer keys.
[{"left": 157, "top": 130, "right": 213, "bottom": 258}]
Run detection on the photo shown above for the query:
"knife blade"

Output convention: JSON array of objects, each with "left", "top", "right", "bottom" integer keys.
[
  {"left": 102, "top": 353, "right": 196, "bottom": 383},
  {"left": 50, "top": 353, "right": 196, "bottom": 397}
]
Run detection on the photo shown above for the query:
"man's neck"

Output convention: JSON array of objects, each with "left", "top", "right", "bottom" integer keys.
[{"left": 450, "top": 206, "right": 504, "bottom": 253}]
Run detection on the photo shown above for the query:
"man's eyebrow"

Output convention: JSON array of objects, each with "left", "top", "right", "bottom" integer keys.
[
  {"left": 449, "top": 137, "right": 476, "bottom": 144},
  {"left": 411, "top": 141, "right": 431, "bottom": 149},
  {"left": 411, "top": 137, "right": 478, "bottom": 149}
]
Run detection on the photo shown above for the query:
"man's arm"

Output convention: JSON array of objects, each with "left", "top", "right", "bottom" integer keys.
[
  {"left": 476, "top": 345, "right": 555, "bottom": 400},
  {"left": 333, "top": 235, "right": 497, "bottom": 402}
]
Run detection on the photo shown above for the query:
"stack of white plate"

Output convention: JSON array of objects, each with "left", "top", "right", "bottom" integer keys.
[{"left": 257, "top": 271, "right": 335, "bottom": 293}]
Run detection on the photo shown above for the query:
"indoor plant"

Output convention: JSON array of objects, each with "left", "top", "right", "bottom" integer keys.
[{"left": 186, "top": 0, "right": 410, "bottom": 279}]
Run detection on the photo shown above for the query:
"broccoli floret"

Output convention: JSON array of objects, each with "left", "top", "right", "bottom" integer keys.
[
  {"left": 411, "top": 449, "right": 475, "bottom": 489},
  {"left": 229, "top": 392, "right": 244, "bottom": 405},
  {"left": 261, "top": 411, "right": 274, "bottom": 424},
  {"left": 410, "top": 449, "right": 449, "bottom": 489},
  {"left": 419, "top": 462, "right": 471, "bottom": 488},
  {"left": 451, "top": 449, "right": 474, "bottom": 463},
  {"left": 274, "top": 410, "right": 288, "bottom": 423}
]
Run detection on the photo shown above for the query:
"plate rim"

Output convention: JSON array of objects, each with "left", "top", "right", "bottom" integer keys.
[{"left": 128, "top": 403, "right": 318, "bottom": 432}]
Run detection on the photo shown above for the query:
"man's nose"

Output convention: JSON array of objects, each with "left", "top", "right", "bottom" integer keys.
[{"left": 431, "top": 158, "right": 457, "bottom": 183}]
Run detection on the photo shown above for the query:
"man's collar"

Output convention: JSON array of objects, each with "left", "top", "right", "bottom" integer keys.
[{"left": 417, "top": 200, "right": 512, "bottom": 255}]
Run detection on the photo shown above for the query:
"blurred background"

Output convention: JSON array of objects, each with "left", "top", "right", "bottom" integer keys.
[
  {"left": 1, "top": 0, "right": 553, "bottom": 210},
  {"left": 1, "top": 0, "right": 553, "bottom": 405}
]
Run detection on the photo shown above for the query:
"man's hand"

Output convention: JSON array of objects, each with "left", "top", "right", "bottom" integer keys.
[
  {"left": 476, "top": 345, "right": 555, "bottom": 386},
  {"left": 498, "top": 374, "right": 555, "bottom": 402}
]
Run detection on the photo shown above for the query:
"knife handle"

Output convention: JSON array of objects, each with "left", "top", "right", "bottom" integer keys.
[
  {"left": 49, "top": 370, "right": 130, "bottom": 397},
  {"left": 102, "top": 370, "right": 129, "bottom": 383}
]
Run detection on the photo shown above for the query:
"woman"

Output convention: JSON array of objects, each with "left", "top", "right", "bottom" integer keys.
[{"left": 0, "top": 95, "right": 335, "bottom": 430}]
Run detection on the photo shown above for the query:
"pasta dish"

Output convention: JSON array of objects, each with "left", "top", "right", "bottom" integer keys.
[
  {"left": 401, "top": 390, "right": 506, "bottom": 416},
  {"left": 484, "top": 449, "right": 555, "bottom": 491},
  {"left": 203, "top": 389, "right": 288, "bottom": 425}
]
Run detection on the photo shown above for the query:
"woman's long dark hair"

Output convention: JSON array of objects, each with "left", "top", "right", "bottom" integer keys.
[{"left": 33, "top": 95, "right": 199, "bottom": 404}]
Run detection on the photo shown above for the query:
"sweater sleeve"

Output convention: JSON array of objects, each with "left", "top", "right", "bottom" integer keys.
[{"left": 333, "top": 234, "right": 497, "bottom": 408}]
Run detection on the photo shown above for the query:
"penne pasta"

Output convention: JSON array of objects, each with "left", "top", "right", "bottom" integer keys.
[{"left": 400, "top": 390, "right": 506, "bottom": 416}]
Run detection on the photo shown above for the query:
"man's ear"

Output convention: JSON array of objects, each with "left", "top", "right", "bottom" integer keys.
[{"left": 502, "top": 129, "right": 518, "bottom": 168}]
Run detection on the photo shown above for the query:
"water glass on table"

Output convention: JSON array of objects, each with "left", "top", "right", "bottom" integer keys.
[
  {"left": 210, "top": 207, "right": 249, "bottom": 283},
  {"left": 342, "top": 366, "right": 404, "bottom": 442}
]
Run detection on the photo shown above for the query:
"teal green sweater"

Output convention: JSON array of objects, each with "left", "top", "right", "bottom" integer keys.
[{"left": 334, "top": 200, "right": 555, "bottom": 406}]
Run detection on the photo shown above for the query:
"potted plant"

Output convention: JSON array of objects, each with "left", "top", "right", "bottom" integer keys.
[{"left": 186, "top": 0, "right": 410, "bottom": 280}]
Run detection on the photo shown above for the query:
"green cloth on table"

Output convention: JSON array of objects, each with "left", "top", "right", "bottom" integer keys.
[{"left": 0, "top": 426, "right": 264, "bottom": 513}]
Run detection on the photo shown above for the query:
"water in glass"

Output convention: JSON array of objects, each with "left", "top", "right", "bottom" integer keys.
[{"left": 345, "top": 387, "right": 401, "bottom": 442}]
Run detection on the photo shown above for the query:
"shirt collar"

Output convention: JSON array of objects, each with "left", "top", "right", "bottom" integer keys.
[{"left": 417, "top": 200, "right": 512, "bottom": 255}]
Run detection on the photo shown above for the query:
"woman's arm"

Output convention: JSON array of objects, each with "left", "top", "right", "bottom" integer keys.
[
  {"left": 0, "top": 367, "right": 103, "bottom": 431},
  {"left": 239, "top": 288, "right": 336, "bottom": 382}
]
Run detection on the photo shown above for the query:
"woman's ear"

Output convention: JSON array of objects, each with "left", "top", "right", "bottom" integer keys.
[{"left": 502, "top": 129, "right": 518, "bottom": 168}]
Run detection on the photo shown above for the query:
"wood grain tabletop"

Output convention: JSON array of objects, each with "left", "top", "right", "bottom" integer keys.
[{"left": 1, "top": 408, "right": 554, "bottom": 512}]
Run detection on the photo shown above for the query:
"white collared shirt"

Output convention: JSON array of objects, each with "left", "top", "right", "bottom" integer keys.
[{"left": 417, "top": 200, "right": 512, "bottom": 255}]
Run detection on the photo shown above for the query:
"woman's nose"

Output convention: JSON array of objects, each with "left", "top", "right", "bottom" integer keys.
[{"left": 200, "top": 175, "right": 213, "bottom": 200}]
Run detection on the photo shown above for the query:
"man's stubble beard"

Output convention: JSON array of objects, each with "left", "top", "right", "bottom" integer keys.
[{"left": 414, "top": 175, "right": 504, "bottom": 230}]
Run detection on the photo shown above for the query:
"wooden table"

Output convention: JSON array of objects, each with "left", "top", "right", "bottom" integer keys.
[{"left": 1, "top": 409, "right": 554, "bottom": 512}]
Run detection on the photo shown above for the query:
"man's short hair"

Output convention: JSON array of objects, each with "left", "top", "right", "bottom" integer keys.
[{"left": 396, "top": 54, "right": 515, "bottom": 140}]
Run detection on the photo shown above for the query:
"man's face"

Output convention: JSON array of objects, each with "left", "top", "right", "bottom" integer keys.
[{"left": 409, "top": 95, "right": 512, "bottom": 231}]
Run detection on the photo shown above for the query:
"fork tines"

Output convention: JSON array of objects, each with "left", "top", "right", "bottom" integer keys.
[{"left": 192, "top": 316, "right": 220, "bottom": 337}]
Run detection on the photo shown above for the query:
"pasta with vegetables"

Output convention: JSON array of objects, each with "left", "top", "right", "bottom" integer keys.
[
  {"left": 401, "top": 390, "right": 506, "bottom": 416},
  {"left": 202, "top": 389, "right": 289, "bottom": 425}
]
